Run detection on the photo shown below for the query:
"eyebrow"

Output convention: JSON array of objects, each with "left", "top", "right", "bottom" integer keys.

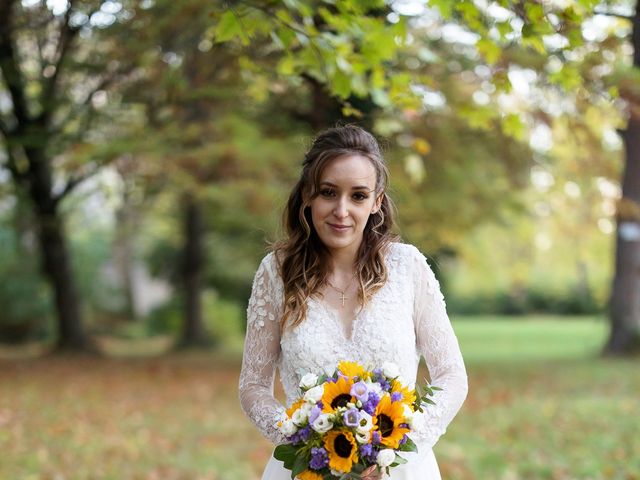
[{"left": 320, "top": 181, "right": 374, "bottom": 191}]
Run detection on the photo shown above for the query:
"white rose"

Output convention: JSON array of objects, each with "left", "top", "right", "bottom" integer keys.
[
  {"left": 280, "top": 418, "right": 298, "bottom": 436},
  {"left": 303, "top": 385, "right": 324, "bottom": 404},
  {"left": 376, "top": 449, "right": 396, "bottom": 467},
  {"left": 311, "top": 413, "right": 334, "bottom": 434},
  {"left": 299, "top": 373, "right": 319, "bottom": 390},
  {"left": 382, "top": 362, "right": 400, "bottom": 379},
  {"left": 304, "top": 385, "right": 324, "bottom": 404},
  {"left": 402, "top": 404, "right": 414, "bottom": 427},
  {"left": 356, "top": 411, "right": 373, "bottom": 434},
  {"left": 355, "top": 430, "right": 370, "bottom": 444},
  {"left": 292, "top": 407, "right": 309, "bottom": 426}
]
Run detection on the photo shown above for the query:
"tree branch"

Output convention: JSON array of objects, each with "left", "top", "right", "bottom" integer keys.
[
  {"left": 53, "top": 164, "right": 102, "bottom": 205},
  {"left": 593, "top": 9, "right": 633, "bottom": 21},
  {"left": 51, "top": 65, "right": 135, "bottom": 135},
  {"left": 0, "top": 126, "right": 28, "bottom": 184},
  {"left": 235, "top": 1, "right": 331, "bottom": 84},
  {"left": 0, "top": 116, "right": 9, "bottom": 138},
  {"left": 39, "top": 0, "right": 82, "bottom": 126},
  {"left": 0, "top": 0, "right": 31, "bottom": 125}
]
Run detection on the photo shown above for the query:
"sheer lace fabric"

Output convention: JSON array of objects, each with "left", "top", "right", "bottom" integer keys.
[{"left": 239, "top": 242, "right": 468, "bottom": 464}]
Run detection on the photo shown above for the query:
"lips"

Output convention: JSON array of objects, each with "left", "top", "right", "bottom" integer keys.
[{"left": 328, "top": 223, "right": 350, "bottom": 232}]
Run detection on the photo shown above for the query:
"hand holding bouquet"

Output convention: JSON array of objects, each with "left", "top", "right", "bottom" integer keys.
[{"left": 274, "top": 361, "right": 441, "bottom": 480}]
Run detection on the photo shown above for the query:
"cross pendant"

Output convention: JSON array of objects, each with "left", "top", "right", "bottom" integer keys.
[{"left": 340, "top": 292, "right": 347, "bottom": 307}]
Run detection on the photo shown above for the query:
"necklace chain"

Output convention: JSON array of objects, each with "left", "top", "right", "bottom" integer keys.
[{"left": 326, "top": 273, "right": 357, "bottom": 307}]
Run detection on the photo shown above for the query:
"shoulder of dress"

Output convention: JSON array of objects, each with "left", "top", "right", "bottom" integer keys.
[
  {"left": 257, "top": 251, "right": 286, "bottom": 293},
  {"left": 387, "top": 241, "right": 422, "bottom": 261},
  {"left": 259, "top": 251, "right": 279, "bottom": 276}
]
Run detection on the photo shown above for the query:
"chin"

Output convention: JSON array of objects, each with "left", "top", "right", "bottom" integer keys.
[{"left": 318, "top": 233, "right": 359, "bottom": 251}]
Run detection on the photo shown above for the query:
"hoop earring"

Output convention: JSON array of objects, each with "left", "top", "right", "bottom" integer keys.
[{"left": 371, "top": 209, "right": 385, "bottom": 234}]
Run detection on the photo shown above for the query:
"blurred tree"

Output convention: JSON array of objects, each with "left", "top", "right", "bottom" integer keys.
[
  {"left": 113, "top": 0, "right": 305, "bottom": 346},
  {"left": 0, "top": 0, "right": 142, "bottom": 350}
]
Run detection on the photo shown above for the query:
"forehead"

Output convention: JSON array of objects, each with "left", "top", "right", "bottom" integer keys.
[{"left": 319, "top": 154, "right": 376, "bottom": 188}]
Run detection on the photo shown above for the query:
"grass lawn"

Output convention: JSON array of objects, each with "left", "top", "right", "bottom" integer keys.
[{"left": 1, "top": 316, "right": 638, "bottom": 480}]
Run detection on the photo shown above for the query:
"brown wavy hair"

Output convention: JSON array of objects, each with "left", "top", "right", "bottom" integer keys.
[{"left": 271, "top": 125, "right": 399, "bottom": 330}]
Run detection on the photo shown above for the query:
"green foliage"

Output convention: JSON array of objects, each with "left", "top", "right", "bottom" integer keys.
[
  {"left": 211, "top": 1, "right": 420, "bottom": 111},
  {"left": 447, "top": 286, "right": 602, "bottom": 316},
  {"left": 0, "top": 233, "right": 54, "bottom": 343},
  {"left": 146, "top": 290, "right": 243, "bottom": 341}
]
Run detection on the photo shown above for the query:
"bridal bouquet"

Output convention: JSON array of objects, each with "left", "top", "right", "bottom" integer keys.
[{"left": 274, "top": 361, "right": 441, "bottom": 480}]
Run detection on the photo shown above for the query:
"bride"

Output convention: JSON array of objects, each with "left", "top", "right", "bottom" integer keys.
[{"left": 238, "top": 125, "right": 468, "bottom": 479}]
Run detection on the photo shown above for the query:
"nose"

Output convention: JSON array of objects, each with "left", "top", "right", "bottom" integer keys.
[{"left": 333, "top": 196, "right": 348, "bottom": 219}]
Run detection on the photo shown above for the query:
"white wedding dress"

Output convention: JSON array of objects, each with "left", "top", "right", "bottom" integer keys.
[{"left": 239, "top": 242, "right": 468, "bottom": 479}]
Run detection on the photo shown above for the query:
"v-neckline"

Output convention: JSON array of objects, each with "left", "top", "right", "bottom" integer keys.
[{"left": 310, "top": 296, "right": 366, "bottom": 343}]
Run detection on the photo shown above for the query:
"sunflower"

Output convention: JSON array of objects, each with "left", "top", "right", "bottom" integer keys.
[
  {"left": 391, "top": 381, "right": 417, "bottom": 406},
  {"left": 374, "top": 394, "right": 411, "bottom": 449},
  {"left": 338, "top": 361, "right": 367, "bottom": 380},
  {"left": 322, "top": 376, "right": 355, "bottom": 413},
  {"left": 286, "top": 399, "right": 306, "bottom": 418},
  {"left": 297, "top": 471, "right": 323, "bottom": 480},
  {"left": 324, "top": 429, "right": 359, "bottom": 473}
]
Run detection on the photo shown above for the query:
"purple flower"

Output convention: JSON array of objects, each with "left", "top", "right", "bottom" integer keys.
[
  {"left": 391, "top": 391, "right": 403, "bottom": 402},
  {"left": 372, "top": 431, "right": 381, "bottom": 445},
  {"left": 350, "top": 381, "right": 369, "bottom": 402},
  {"left": 399, "top": 434, "right": 408, "bottom": 445},
  {"left": 289, "top": 426, "right": 311, "bottom": 444},
  {"left": 308, "top": 405, "right": 322, "bottom": 425},
  {"left": 343, "top": 408, "right": 361, "bottom": 427},
  {"left": 372, "top": 369, "right": 391, "bottom": 391},
  {"left": 362, "top": 391, "right": 380, "bottom": 415},
  {"left": 309, "top": 447, "right": 329, "bottom": 470},
  {"left": 359, "top": 443, "right": 378, "bottom": 463}
]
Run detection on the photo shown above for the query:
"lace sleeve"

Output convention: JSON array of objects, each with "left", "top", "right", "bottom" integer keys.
[
  {"left": 238, "top": 253, "right": 288, "bottom": 445},
  {"left": 409, "top": 246, "right": 468, "bottom": 451}
]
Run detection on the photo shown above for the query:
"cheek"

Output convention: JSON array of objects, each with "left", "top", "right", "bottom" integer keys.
[{"left": 309, "top": 200, "right": 328, "bottom": 224}]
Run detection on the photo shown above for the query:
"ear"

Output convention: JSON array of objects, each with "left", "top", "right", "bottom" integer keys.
[{"left": 371, "top": 193, "right": 383, "bottom": 214}]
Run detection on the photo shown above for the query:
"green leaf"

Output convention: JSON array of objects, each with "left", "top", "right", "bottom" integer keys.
[
  {"left": 502, "top": 113, "right": 526, "bottom": 141},
  {"left": 274, "top": 444, "right": 298, "bottom": 470},
  {"left": 525, "top": 3, "right": 545, "bottom": 24},
  {"left": 275, "top": 27, "right": 296, "bottom": 49},
  {"left": 495, "top": 21, "right": 512, "bottom": 39},
  {"left": 292, "top": 454, "right": 308, "bottom": 477},
  {"left": 394, "top": 453, "right": 408, "bottom": 464},
  {"left": 277, "top": 56, "right": 296, "bottom": 76},
  {"left": 214, "top": 11, "right": 243, "bottom": 43},
  {"left": 477, "top": 38, "right": 502, "bottom": 65},
  {"left": 431, "top": 0, "right": 454, "bottom": 18},
  {"left": 398, "top": 437, "right": 418, "bottom": 452},
  {"left": 332, "top": 71, "right": 352, "bottom": 99}
]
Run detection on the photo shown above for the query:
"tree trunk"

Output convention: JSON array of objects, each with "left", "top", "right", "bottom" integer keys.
[
  {"left": 113, "top": 187, "right": 138, "bottom": 321},
  {"left": 27, "top": 146, "right": 86, "bottom": 351},
  {"left": 605, "top": 4, "right": 640, "bottom": 355},
  {"left": 37, "top": 210, "right": 86, "bottom": 350},
  {"left": 605, "top": 115, "right": 640, "bottom": 355},
  {"left": 179, "top": 195, "right": 210, "bottom": 347}
]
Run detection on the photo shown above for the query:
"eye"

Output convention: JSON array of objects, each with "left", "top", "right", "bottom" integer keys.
[
  {"left": 353, "top": 192, "right": 369, "bottom": 201},
  {"left": 320, "top": 188, "right": 335, "bottom": 197}
]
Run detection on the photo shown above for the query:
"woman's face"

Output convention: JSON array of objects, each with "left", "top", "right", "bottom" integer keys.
[{"left": 309, "top": 154, "right": 382, "bottom": 256}]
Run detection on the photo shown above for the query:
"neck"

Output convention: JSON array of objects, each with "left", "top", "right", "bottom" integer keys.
[{"left": 327, "top": 242, "right": 360, "bottom": 276}]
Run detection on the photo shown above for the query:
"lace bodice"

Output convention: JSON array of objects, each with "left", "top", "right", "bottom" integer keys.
[{"left": 238, "top": 242, "right": 468, "bottom": 455}]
